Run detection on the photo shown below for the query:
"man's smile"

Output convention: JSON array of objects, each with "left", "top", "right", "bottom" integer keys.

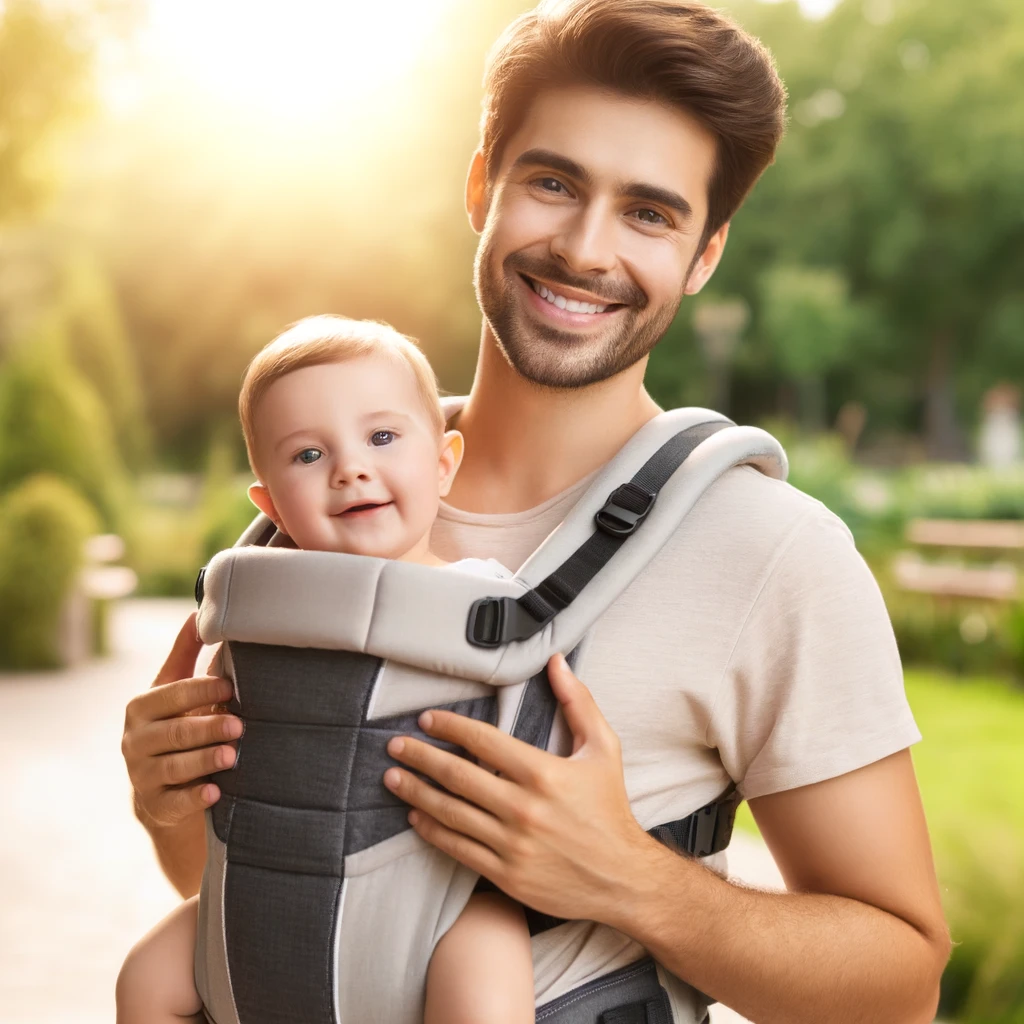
[{"left": 518, "top": 273, "right": 625, "bottom": 328}]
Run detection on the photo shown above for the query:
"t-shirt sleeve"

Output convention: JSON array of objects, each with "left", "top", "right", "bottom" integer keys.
[{"left": 707, "top": 505, "right": 921, "bottom": 801}]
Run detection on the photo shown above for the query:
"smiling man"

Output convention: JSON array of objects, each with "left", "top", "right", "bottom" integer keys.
[{"left": 122, "top": 2, "right": 950, "bottom": 1021}]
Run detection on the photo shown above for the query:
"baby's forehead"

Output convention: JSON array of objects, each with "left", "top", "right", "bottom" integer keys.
[{"left": 256, "top": 356, "right": 436, "bottom": 433}]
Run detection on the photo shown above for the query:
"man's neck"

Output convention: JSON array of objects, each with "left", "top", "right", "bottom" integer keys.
[{"left": 444, "top": 327, "right": 662, "bottom": 514}]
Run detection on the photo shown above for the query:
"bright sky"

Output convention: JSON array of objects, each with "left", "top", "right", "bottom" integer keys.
[{"left": 127, "top": 0, "right": 460, "bottom": 123}]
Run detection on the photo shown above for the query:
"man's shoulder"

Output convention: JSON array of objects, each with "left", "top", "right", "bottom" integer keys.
[{"left": 672, "top": 463, "right": 853, "bottom": 565}]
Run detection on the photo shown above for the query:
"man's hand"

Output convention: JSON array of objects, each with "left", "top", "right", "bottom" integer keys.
[
  {"left": 122, "top": 613, "right": 243, "bottom": 895},
  {"left": 383, "top": 653, "right": 655, "bottom": 924}
]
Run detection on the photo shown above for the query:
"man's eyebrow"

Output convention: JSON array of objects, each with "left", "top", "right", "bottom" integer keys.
[
  {"left": 512, "top": 148, "right": 693, "bottom": 223},
  {"left": 511, "top": 148, "right": 593, "bottom": 185},
  {"left": 618, "top": 181, "right": 693, "bottom": 222}
]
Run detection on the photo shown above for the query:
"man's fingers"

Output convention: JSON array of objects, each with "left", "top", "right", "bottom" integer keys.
[
  {"left": 406, "top": 811, "right": 505, "bottom": 883},
  {"left": 153, "top": 781, "right": 222, "bottom": 828},
  {"left": 126, "top": 675, "right": 235, "bottom": 729},
  {"left": 150, "top": 743, "right": 236, "bottom": 789},
  {"left": 414, "top": 710, "right": 547, "bottom": 786},
  {"left": 383, "top": 765, "right": 507, "bottom": 850},
  {"left": 152, "top": 613, "right": 205, "bottom": 688},
  {"left": 131, "top": 711, "right": 242, "bottom": 761}
]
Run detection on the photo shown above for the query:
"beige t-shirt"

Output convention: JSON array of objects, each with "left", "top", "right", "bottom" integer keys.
[{"left": 430, "top": 462, "right": 920, "bottom": 1014}]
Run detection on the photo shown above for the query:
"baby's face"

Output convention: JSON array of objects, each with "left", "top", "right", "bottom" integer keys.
[{"left": 248, "top": 355, "right": 457, "bottom": 560}]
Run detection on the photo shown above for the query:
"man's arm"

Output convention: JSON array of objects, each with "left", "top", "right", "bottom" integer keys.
[
  {"left": 624, "top": 751, "right": 949, "bottom": 1024},
  {"left": 383, "top": 655, "right": 950, "bottom": 1024},
  {"left": 121, "top": 613, "right": 242, "bottom": 897}
]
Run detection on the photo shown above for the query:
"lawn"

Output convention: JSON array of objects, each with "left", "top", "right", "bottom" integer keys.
[{"left": 734, "top": 669, "right": 1024, "bottom": 1021}]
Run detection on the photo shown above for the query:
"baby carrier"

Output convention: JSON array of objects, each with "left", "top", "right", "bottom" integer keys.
[{"left": 193, "top": 407, "right": 787, "bottom": 1024}]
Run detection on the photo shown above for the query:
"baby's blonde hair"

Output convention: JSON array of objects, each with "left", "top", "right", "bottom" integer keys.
[{"left": 239, "top": 315, "right": 445, "bottom": 472}]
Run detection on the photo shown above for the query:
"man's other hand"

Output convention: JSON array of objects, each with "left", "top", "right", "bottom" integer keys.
[{"left": 122, "top": 613, "right": 242, "bottom": 830}]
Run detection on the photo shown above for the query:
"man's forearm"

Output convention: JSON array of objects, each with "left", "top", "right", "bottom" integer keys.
[
  {"left": 134, "top": 795, "right": 207, "bottom": 898},
  {"left": 609, "top": 839, "right": 945, "bottom": 1024}
]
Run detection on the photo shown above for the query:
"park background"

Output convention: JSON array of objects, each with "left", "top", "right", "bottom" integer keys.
[{"left": 0, "top": 0, "right": 1021, "bottom": 1021}]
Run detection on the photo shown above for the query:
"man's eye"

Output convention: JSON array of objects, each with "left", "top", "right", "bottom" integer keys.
[
  {"left": 296, "top": 448, "right": 322, "bottom": 465},
  {"left": 633, "top": 208, "right": 669, "bottom": 226},
  {"left": 537, "top": 177, "right": 568, "bottom": 195},
  {"left": 370, "top": 430, "right": 396, "bottom": 447}
]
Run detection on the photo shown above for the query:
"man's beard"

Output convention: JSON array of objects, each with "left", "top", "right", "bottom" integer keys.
[{"left": 474, "top": 239, "right": 686, "bottom": 390}]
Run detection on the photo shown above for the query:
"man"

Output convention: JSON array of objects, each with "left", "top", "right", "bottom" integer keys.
[{"left": 122, "top": 1, "right": 950, "bottom": 1020}]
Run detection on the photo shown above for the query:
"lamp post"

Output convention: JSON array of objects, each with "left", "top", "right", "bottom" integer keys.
[{"left": 693, "top": 299, "right": 749, "bottom": 415}]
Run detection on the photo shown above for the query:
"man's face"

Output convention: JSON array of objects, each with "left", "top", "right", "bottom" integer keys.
[{"left": 473, "top": 84, "right": 719, "bottom": 389}]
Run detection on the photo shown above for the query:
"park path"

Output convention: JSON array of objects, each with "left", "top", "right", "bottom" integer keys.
[{"left": 0, "top": 598, "right": 782, "bottom": 1024}]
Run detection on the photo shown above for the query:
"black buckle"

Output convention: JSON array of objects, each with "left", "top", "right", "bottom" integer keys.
[
  {"left": 194, "top": 566, "right": 206, "bottom": 605},
  {"left": 594, "top": 483, "right": 656, "bottom": 537},
  {"left": 467, "top": 596, "right": 554, "bottom": 648}
]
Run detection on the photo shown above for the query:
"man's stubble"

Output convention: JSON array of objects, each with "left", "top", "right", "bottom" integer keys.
[{"left": 473, "top": 225, "right": 687, "bottom": 391}]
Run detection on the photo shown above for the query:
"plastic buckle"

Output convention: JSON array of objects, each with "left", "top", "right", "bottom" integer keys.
[
  {"left": 194, "top": 566, "right": 206, "bottom": 605},
  {"left": 594, "top": 483, "right": 656, "bottom": 538},
  {"left": 466, "top": 596, "right": 553, "bottom": 648}
]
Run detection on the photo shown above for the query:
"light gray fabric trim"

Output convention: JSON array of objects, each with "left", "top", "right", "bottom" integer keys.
[
  {"left": 198, "top": 410, "right": 786, "bottom": 690},
  {"left": 195, "top": 815, "right": 239, "bottom": 1024}
]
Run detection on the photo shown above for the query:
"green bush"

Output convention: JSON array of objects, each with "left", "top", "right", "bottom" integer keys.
[
  {"left": 0, "top": 344, "right": 128, "bottom": 529},
  {"left": 0, "top": 474, "right": 99, "bottom": 669}
]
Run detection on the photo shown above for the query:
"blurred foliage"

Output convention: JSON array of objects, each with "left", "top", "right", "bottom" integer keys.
[
  {"left": 905, "top": 672, "right": 1024, "bottom": 1023},
  {"left": 0, "top": 341, "right": 128, "bottom": 529},
  {"left": 0, "top": 474, "right": 99, "bottom": 668}
]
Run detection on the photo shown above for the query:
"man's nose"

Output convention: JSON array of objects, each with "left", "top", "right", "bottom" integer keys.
[{"left": 550, "top": 201, "right": 618, "bottom": 277}]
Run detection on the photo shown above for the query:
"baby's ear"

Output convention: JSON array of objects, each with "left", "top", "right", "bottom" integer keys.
[
  {"left": 438, "top": 429, "right": 465, "bottom": 497},
  {"left": 248, "top": 482, "right": 281, "bottom": 527}
]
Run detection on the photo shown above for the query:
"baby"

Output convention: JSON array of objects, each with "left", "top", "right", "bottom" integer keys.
[{"left": 116, "top": 315, "right": 535, "bottom": 1023}]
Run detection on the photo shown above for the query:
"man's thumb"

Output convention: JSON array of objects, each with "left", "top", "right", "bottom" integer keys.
[
  {"left": 152, "top": 612, "right": 203, "bottom": 688},
  {"left": 547, "top": 653, "right": 602, "bottom": 754}
]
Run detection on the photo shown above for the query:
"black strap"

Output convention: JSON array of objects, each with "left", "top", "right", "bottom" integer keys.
[{"left": 467, "top": 420, "right": 732, "bottom": 648}]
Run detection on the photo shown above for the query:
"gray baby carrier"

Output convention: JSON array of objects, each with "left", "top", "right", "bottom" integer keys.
[{"left": 193, "top": 407, "right": 787, "bottom": 1024}]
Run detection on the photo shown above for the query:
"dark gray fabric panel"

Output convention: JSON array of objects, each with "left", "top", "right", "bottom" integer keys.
[
  {"left": 346, "top": 695, "right": 497, "bottom": 855},
  {"left": 214, "top": 797, "right": 345, "bottom": 876},
  {"left": 224, "top": 863, "right": 341, "bottom": 1024},
  {"left": 217, "top": 721, "right": 359, "bottom": 810},
  {"left": 228, "top": 642, "right": 382, "bottom": 725},
  {"left": 536, "top": 958, "right": 672, "bottom": 1023}
]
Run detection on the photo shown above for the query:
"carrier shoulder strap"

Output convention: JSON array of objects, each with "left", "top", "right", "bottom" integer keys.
[{"left": 467, "top": 420, "right": 728, "bottom": 648}]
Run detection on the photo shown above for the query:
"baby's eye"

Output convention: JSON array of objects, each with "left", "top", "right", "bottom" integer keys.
[
  {"left": 295, "top": 448, "right": 322, "bottom": 465},
  {"left": 370, "top": 430, "right": 396, "bottom": 447}
]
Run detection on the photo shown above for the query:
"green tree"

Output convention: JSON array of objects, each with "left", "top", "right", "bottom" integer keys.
[
  {"left": 0, "top": 474, "right": 99, "bottom": 669},
  {"left": 0, "top": 339, "right": 127, "bottom": 528}
]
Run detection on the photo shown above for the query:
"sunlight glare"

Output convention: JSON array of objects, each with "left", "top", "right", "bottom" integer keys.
[{"left": 143, "top": 0, "right": 458, "bottom": 124}]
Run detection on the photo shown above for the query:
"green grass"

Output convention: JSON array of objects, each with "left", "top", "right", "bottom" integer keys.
[{"left": 733, "top": 669, "right": 1024, "bottom": 1021}]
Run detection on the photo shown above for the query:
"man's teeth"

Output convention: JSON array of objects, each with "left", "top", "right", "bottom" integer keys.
[{"left": 531, "top": 279, "right": 609, "bottom": 315}]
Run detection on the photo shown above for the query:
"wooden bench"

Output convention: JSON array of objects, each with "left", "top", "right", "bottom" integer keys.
[{"left": 892, "top": 519, "right": 1022, "bottom": 601}]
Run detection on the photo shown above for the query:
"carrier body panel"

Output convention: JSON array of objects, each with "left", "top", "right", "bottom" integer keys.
[{"left": 195, "top": 409, "right": 786, "bottom": 1024}]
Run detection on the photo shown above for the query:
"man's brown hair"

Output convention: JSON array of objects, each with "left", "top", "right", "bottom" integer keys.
[{"left": 480, "top": 0, "right": 787, "bottom": 251}]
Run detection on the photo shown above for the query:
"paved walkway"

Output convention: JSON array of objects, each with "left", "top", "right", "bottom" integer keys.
[{"left": 0, "top": 599, "right": 784, "bottom": 1024}]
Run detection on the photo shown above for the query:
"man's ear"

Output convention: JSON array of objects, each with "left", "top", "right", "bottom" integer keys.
[
  {"left": 684, "top": 221, "right": 731, "bottom": 296},
  {"left": 465, "top": 149, "right": 488, "bottom": 235},
  {"left": 438, "top": 429, "right": 465, "bottom": 498},
  {"left": 248, "top": 482, "right": 282, "bottom": 528}
]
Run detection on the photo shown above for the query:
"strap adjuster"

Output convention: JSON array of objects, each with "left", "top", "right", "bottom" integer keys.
[
  {"left": 194, "top": 566, "right": 206, "bottom": 605},
  {"left": 466, "top": 596, "right": 555, "bottom": 648},
  {"left": 594, "top": 483, "right": 656, "bottom": 537}
]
